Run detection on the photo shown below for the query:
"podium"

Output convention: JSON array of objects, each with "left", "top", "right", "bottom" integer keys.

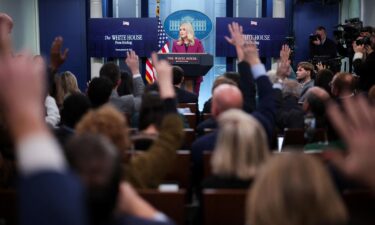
[{"left": 157, "top": 53, "right": 213, "bottom": 93}]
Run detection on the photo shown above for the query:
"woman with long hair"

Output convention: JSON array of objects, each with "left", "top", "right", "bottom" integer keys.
[{"left": 172, "top": 22, "right": 205, "bottom": 95}]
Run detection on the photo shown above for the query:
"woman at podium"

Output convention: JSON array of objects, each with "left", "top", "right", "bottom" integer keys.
[{"left": 172, "top": 22, "right": 204, "bottom": 95}]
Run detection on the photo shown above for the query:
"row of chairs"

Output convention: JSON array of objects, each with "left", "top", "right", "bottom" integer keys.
[{"left": 1, "top": 188, "right": 374, "bottom": 225}]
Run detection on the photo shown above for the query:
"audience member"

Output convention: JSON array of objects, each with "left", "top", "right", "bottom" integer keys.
[
  {"left": 315, "top": 68, "right": 334, "bottom": 97},
  {"left": 87, "top": 77, "right": 113, "bottom": 108},
  {"left": 248, "top": 153, "right": 347, "bottom": 225},
  {"left": 117, "top": 71, "right": 134, "bottom": 96},
  {"left": 202, "top": 109, "right": 269, "bottom": 189},
  {"left": 0, "top": 52, "right": 87, "bottom": 225},
  {"left": 76, "top": 104, "right": 130, "bottom": 153},
  {"left": 191, "top": 22, "right": 275, "bottom": 189},
  {"left": 65, "top": 134, "right": 175, "bottom": 225},
  {"left": 296, "top": 61, "right": 315, "bottom": 103},
  {"left": 275, "top": 80, "right": 304, "bottom": 130},
  {"left": 331, "top": 72, "right": 357, "bottom": 100},
  {"left": 172, "top": 66, "right": 198, "bottom": 103},
  {"left": 55, "top": 71, "right": 81, "bottom": 108},
  {"left": 54, "top": 93, "right": 91, "bottom": 146},
  {"left": 45, "top": 94, "right": 61, "bottom": 127},
  {"left": 99, "top": 50, "right": 144, "bottom": 114},
  {"left": 196, "top": 83, "right": 243, "bottom": 135},
  {"left": 77, "top": 53, "right": 184, "bottom": 188},
  {"left": 201, "top": 76, "right": 238, "bottom": 114}
]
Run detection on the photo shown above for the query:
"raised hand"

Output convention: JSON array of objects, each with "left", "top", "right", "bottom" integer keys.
[
  {"left": 50, "top": 36, "right": 69, "bottom": 72},
  {"left": 151, "top": 52, "right": 174, "bottom": 99},
  {"left": 279, "top": 44, "right": 291, "bottom": 63},
  {"left": 327, "top": 96, "right": 375, "bottom": 188},
  {"left": 242, "top": 41, "right": 261, "bottom": 66},
  {"left": 125, "top": 50, "right": 140, "bottom": 75},
  {"left": 225, "top": 22, "right": 245, "bottom": 61},
  {"left": 0, "top": 53, "right": 47, "bottom": 140},
  {"left": 0, "top": 13, "right": 13, "bottom": 56}
]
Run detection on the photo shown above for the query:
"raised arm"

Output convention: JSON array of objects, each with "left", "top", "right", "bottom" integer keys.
[
  {"left": 242, "top": 42, "right": 276, "bottom": 142},
  {"left": 125, "top": 50, "right": 144, "bottom": 97},
  {"left": 0, "top": 54, "right": 86, "bottom": 225},
  {"left": 125, "top": 53, "right": 183, "bottom": 188},
  {"left": 225, "top": 22, "right": 255, "bottom": 113}
]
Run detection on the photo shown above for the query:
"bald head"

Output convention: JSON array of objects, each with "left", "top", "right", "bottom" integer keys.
[
  {"left": 211, "top": 84, "right": 243, "bottom": 117},
  {"left": 332, "top": 72, "right": 356, "bottom": 97},
  {"left": 303, "top": 87, "right": 330, "bottom": 113}
]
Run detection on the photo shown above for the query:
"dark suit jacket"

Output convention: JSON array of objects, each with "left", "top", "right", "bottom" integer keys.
[
  {"left": 174, "top": 87, "right": 198, "bottom": 103},
  {"left": 19, "top": 171, "right": 88, "bottom": 225},
  {"left": 310, "top": 37, "right": 337, "bottom": 59},
  {"left": 353, "top": 51, "right": 375, "bottom": 92},
  {"left": 110, "top": 76, "right": 145, "bottom": 114},
  {"left": 274, "top": 90, "right": 304, "bottom": 131}
]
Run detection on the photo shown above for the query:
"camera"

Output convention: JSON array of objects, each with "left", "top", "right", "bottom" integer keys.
[
  {"left": 355, "top": 36, "right": 371, "bottom": 46},
  {"left": 309, "top": 34, "right": 320, "bottom": 42},
  {"left": 334, "top": 18, "right": 363, "bottom": 47}
]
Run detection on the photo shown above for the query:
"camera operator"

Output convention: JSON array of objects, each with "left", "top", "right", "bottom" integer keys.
[
  {"left": 352, "top": 34, "right": 375, "bottom": 93},
  {"left": 310, "top": 26, "right": 338, "bottom": 61}
]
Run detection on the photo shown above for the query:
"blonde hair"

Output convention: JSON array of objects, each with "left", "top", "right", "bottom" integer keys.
[
  {"left": 75, "top": 104, "right": 129, "bottom": 152},
  {"left": 177, "top": 22, "right": 195, "bottom": 46},
  {"left": 248, "top": 153, "right": 348, "bottom": 225},
  {"left": 211, "top": 109, "right": 270, "bottom": 180},
  {"left": 55, "top": 71, "right": 81, "bottom": 107}
]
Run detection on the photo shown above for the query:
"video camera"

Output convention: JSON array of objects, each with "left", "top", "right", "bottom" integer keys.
[
  {"left": 333, "top": 18, "right": 363, "bottom": 46},
  {"left": 355, "top": 36, "right": 371, "bottom": 46},
  {"left": 309, "top": 34, "right": 320, "bottom": 42}
]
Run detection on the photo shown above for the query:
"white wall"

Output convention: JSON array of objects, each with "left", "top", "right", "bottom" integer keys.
[
  {"left": 361, "top": 0, "right": 375, "bottom": 26},
  {"left": 0, "top": 0, "right": 39, "bottom": 54}
]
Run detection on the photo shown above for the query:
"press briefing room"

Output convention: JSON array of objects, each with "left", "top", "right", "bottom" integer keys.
[{"left": 1, "top": 0, "right": 375, "bottom": 225}]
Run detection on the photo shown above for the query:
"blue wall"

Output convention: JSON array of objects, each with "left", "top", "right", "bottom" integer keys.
[
  {"left": 38, "top": 0, "right": 88, "bottom": 91},
  {"left": 293, "top": 2, "right": 339, "bottom": 65}
]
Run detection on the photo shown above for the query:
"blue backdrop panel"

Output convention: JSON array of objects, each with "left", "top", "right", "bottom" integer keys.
[
  {"left": 216, "top": 18, "right": 287, "bottom": 57},
  {"left": 88, "top": 18, "right": 158, "bottom": 57},
  {"left": 38, "top": 0, "right": 88, "bottom": 90}
]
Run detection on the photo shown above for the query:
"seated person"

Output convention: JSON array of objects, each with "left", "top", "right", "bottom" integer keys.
[
  {"left": 172, "top": 66, "right": 198, "bottom": 104},
  {"left": 65, "top": 134, "right": 175, "bottom": 225},
  {"left": 54, "top": 71, "right": 81, "bottom": 108},
  {"left": 87, "top": 77, "right": 113, "bottom": 108},
  {"left": 99, "top": 51, "right": 144, "bottom": 114},
  {"left": 54, "top": 93, "right": 91, "bottom": 147},
  {"left": 201, "top": 73, "right": 240, "bottom": 114},
  {"left": 276, "top": 80, "right": 304, "bottom": 131},
  {"left": 117, "top": 71, "right": 134, "bottom": 96},
  {"left": 248, "top": 153, "right": 347, "bottom": 225},
  {"left": 296, "top": 61, "right": 315, "bottom": 103},
  {"left": 202, "top": 109, "right": 269, "bottom": 189},
  {"left": 132, "top": 92, "right": 165, "bottom": 150},
  {"left": 76, "top": 54, "right": 184, "bottom": 188}
]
